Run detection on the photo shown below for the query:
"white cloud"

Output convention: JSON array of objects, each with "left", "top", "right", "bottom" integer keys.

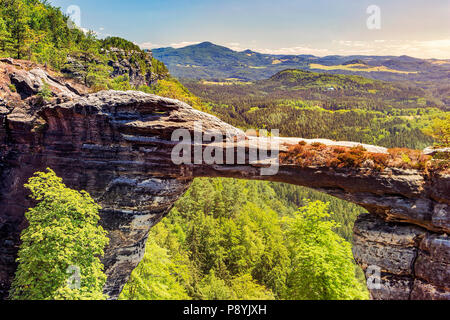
[
  {"left": 140, "top": 42, "right": 164, "bottom": 49},
  {"left": 139, "top": 41, "right": 201, "bottom": 50},
  {"left": 254, "top": 39, "right": 450, "bottom": 58},
  {"left": 169, "top": 41, "right": 201, "bottom": 48},
  {"left": 330, "top": 39, "right": 450, "bottom": 58},
  {"left": 226, "top": 42, "right": 243, "bottom": 51},
  {"left": 253, "top": 46, "right": 333, "bottom": 56}
]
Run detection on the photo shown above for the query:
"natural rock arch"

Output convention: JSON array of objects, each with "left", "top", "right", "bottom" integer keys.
[{"left": 1, "top": 90, "right": 448, "bottom": 300}]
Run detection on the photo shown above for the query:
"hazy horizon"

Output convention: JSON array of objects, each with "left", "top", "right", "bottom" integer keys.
[
  {"left": 49, "top": 0, "right": 450, "bottom": 59},
  {"left": 151, "top": 40, "right": 450, "bottom": 60}
]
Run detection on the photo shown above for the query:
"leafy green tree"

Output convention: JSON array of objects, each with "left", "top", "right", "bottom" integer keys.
[
  {"left": 148, "top": 78, "right": 209, "bottom": 112},
  {"left": 423, "top": 114, "right": 450, "bottom": 147},
  {"left": 197, "top": 270, "right": 233, "bottom": 300},
  {"left": 0, "top": 16, "right": 11, "bottom": 52},
  {"left": 9, "top": 169, "right": 109, "bottom": 300},
  {"left": 229, "top": 274, "right": 275, "bottom": 300},
  {"left": 108, "top": 75, "right": 133, "bottom": 91},
  {"left": 120, "top": 237, "right": 190, "bottom": 300},
  {"left": 85, "top": 62, "right": 112, "bottom": 90},
  {"left": 7, "top": 0, "right": 31, "bottom": 59},
  {"left": 36, "top": 80, "right": 52, "bottom": 101},
  {"left": 283, "top": 201, "right": 369, "bottom": 300},
  {"left": 197, "top": 271, "right": 275, "bottom": 300}
]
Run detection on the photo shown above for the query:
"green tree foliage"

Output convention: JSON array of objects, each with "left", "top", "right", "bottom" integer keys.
[
  {"left": 151, "top": 57, "right": 169, "bottom": 78},
  {"left": 0, "top": 0, "right": 170, "bottom": 91},
  {"left": 423, "top": 114, "right": 450, "bottom": 147},
  {"left": 229, "top": 274, "right": 275, "bottom": 300},
  {"left": 1, "top": 0, "right": 80, "bottom": 61},
  {"left": 0, "top": 16, "right": 11, "bottom": 53},
  {"left": 143, "top": 77, "right": 210, "bottom": 112},
  {"left": 120, "top": 178, "right": 369, "bottom": 300},
  {"left": 9, "top": 169, "right": 109, "bottom": 300},
  {"left": 120, "top": 236, "right": 190, "bottom": 300},
  {"left": 269, "top": 183, "right": 365, "bottom": 241},
  {"left": 284, "top": 201, "right": 368, "bottom": 300},
  {"left": 102, "top": 36, "right": 142, "bottom": 52},
  {"left": 5, "top": 0, "right": 30, "bottom": 59},
  {"left": 184, "top": 74, "right": 449, "bottom": 149}
]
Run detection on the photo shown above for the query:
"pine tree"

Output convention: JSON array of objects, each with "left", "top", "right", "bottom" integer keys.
[
  {"left": 8, "top": 0, "right": 31, "bottom": 59},
  {"left": 0, "top": 17, "right": 11, "bottom": 53}
]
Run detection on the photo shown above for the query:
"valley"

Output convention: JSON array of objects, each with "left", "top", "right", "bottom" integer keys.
[{"left": 182, "top": 69, "right": 448, "bottom": 150}]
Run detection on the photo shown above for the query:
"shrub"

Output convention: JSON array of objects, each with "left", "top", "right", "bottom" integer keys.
[
  {"left": 8, "top": 83, "right": 16, "bottom": 92},
  {"left": 337, "top": 146, "right": 367, "bottom": 168},
  {"left": 281, "top": 142, "right": 437, "bottom": 172},
  {"left": 423, "top": 114, "right": 450, "bottom": 148},
  {"left": 36, "top": 81, "right": 53, "bottom": 101},
  {"left": 401, "top": 153, "right": 412, "bottom": 164},
  {"left": 311, "top": 142, "right": 327, "bottom": 151}
]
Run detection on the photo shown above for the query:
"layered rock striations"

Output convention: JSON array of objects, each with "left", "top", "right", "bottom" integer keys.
[{"left": 0, "top": 61, "right": 448, "bottom": 300}]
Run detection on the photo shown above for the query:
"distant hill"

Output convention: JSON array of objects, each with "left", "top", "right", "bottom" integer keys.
[
  {"left": 342, "top": 59, "right": 367, "bottom": 66},
  {"left": 181, "top": 68, "right": 447, "bottom": 149},
  {"left": 152, "top": 42, "right": 450, "bottom": 82},
  {"left": 183, "top": 68, "right": 448, "bottom": 111},
  {"left": 266, "top": 69, "right": 384, "bottom": 89}
]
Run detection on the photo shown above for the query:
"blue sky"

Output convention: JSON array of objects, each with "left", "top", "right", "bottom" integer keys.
[{"left": 49, "top": 0, "right": 450, "bottom": 58}]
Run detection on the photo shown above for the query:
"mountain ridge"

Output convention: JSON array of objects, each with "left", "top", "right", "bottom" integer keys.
[{"left": 152, "top": 42, "right": 450, "bottom": 82}]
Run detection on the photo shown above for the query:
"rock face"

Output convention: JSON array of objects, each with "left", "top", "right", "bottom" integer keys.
[
  {"left": 107, "top": 48, "right": 158, "bottom": 87},
  {"left": 0, "top": 64, "right": 448, "bottom": 300},
  {"left": 353, "top": 214, "right": 449, "bottom": 299},
  {"left": 62, "top": 48, "right": 159, "bottom": 88}
]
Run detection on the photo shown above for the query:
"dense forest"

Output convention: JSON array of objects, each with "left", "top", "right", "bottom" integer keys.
[
  {"left": 120, "top": 178, "right": 368, "bottom": 300},
  {"left": 183, "top": 69, "right": 449, "bottom": 150}
]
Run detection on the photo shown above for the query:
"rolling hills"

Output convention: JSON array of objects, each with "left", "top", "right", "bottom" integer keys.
[
  {"left": 182, "top": 69, "right": 448, "bottom": 149},
  {"left": 153, "top": 42, "right": 450, "bottom": 82}
]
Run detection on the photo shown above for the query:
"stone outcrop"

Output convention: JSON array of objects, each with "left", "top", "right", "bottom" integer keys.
[
  {"left": 62, "top": 48, "right": 159, "bottom": 88},
  {"left": 353, "top": 214, "right": 449, "bottom": 299},
  {"left": 0, "top": 61, "right": 448, "bottom": 300},
  {"left": 107, "top": 48, "right": 158, "bottom": 87}
]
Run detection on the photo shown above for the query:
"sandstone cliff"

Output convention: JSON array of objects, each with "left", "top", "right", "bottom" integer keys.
[
  {"left": 0, "top": 60, "right": 448, "bottom": 300},
  {"left": 61, "top": 48, "right": 161, "bottom": 88}
]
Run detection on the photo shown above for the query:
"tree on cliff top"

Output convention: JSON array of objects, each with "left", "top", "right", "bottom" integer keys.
[
  {"left": 9, "top": 169, "right": 109, "bottom": 300},
  {"left": 423, "top": 114, "right": 450, "bottom": 148}
]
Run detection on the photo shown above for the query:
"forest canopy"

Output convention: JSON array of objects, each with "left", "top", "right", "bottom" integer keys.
[{"left": 120, "top": 178, "right": 369, "bottom": 300}]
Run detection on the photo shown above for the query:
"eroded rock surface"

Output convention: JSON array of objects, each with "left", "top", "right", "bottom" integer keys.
[
  {"left": 353, "top": 214, "right": 449, "bottom": 299},
  {"left": 0, "top": 62, "right": 448, "bottom": 300}
]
